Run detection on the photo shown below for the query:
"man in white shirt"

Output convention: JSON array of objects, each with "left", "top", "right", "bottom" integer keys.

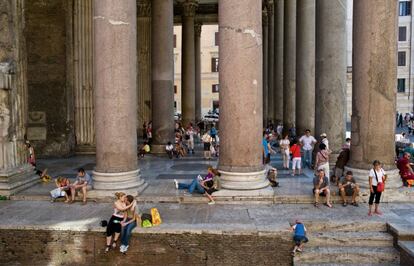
[
  {"left": 299, "top": 129, "right": 317, "bottom": 169},
  {"left": 320, "top": 133, "right": 329, "bottom": 150}
]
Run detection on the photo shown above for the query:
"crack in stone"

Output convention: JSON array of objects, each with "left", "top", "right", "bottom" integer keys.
[
  {"left": 93, "top": 16, "right": 129, "bottom": 26},
  {"left": 220, "top": 26, "right": 262, "bottom": 46}
]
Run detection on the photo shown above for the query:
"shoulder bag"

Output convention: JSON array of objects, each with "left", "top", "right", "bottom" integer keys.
[{"left": 374, "top": 170, "right": 385, "bottom": 192}]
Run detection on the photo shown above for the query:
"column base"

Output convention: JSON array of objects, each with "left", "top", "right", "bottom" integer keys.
[
  {"left": 216, "top": 169, "right": 271, "bottom": 192},
  {"left": 345, "top": 166, "right": 401, "bottom": 189},
  {"left": 212, "top": 186, "right": 274, "bottom": 197},
  {"left": 90, "top": 169, "right": 148, "bottom": 197},
  {"left": 150, "top": 144, "right": 167, "bottom": 155},
  {"left": 0, "top": 164, "right": 39, "bottom": 196}
]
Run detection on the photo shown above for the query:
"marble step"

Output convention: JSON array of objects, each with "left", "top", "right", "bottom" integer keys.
[
  {"left": 304, "top": 221, "right": 387, "bottom": 232},
  {"left": 307, "top": 231, "right": 393, "bottom": 247},
  {"left": 295, "top": 263, "right": 399, "bottom": 266},
  {"left": 293, "top": 246, "right": 400, "bottom": 265}
]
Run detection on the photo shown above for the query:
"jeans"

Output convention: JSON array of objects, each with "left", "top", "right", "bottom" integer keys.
[
  {"left": 121, "top": 219, "right": 137, "bottom": 246},
  {"left": 302, "top": 149, "right": 313, "bottom": 169},
  {"left": 178, "top": 178, "right": 205, "bottom": 194}
]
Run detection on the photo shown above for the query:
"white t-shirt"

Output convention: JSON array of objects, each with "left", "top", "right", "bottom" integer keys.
[
  {"left": 369, "top": 168, "right": 386, "bottom": 186},
  {"left": 321, "top": 138, "right": 329, "bottom": 150},
  {"left": 299, "top": 135, "right": 317, "bottom": 150},
  {"left": 166, "top": 144, "right": 174, "bottom": 151}
]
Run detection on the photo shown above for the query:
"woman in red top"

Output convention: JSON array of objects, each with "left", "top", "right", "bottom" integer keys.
[{"left": 290, "top": 139, "right": 302, "bottom": 176}]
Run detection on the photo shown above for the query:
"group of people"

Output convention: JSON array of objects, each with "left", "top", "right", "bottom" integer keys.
[{"left": 49, "top": 168, "right": 92, "bottom": 204}]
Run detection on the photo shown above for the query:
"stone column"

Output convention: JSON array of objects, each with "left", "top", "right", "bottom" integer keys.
[
  {"left": 0, "top": 0, "right": 38, "bottom": 195},
  {"left": 347, "top": 0, "right": 400, "bottom": 189},
  {"left": 283, "top": 0, "right": 296, "bottom": 132},
  {"left": 194, "top": 22, "right": 202, "bottom": 122},
  {"left": 315, "top": 0, "right": 346, "bottom": 162},
  {"left": 73, "top": 0, "right": 95, "bottom": 154},
  {"left": 137, "top": 0, "right": 152, "bottom": 137},
  {"left": 214, "top": 0, "right": 273, "bottom": 197},
  {"left": 181, "top": 0, "right": 197, "bottom": 126},
  {"left": 296, "top": 0, "right": 315, "bottom": 134},
  {"left": 274, "top": 0, "right": 284, "bottom": 123},
  {"left": 262, "top": 9, "right": 269, "bottom": 125},
  {"left": 151, "top": 0, "right": 175, "bottom": 153},
  {"left": 92, "top": 0, "right": 146, "bottom": 195},
  {"left": 267, "top": 0, "right": 275, "bottom": 123}
]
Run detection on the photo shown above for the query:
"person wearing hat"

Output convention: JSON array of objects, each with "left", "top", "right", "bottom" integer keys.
[{"left": 320, "top": 133, "right": 329, "bottom": 150}]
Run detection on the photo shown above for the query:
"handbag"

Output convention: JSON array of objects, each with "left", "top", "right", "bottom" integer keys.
[{"left": 374, "top": 170, "right": 385, "bottom": 192}]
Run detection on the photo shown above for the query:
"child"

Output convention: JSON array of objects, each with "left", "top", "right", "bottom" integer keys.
[
  {"left": 50, "top": 177, "right": 70, "bottom": 203},
  {"left": 290, "top": 219, "right": 308, "bottom": 256}
]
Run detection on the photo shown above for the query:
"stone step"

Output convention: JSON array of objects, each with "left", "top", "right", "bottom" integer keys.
[
  {"left": 307, "top": 231, "right": 393, "bottom": 247},
  {"left": 295, "top": 263, "right": 399, "bottom": 266},
  {"left": 293, "top": 246, "right": 400, "bottom": 265},
  {"left": 304, "top": 221, "right": 387, "bottom": 232}
]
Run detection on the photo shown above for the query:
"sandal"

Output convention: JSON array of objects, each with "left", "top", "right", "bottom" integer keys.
[
  {"left": 112, "top": 242, "right": 117, "bottom": 249},
  {"left": 368, "top": 211, "right": 372, "bottom": 216},
  {"left": 324, "top": 203, "right": 333, "bottom": 208},
  {"left": 342, "top": 202, "right": 347, "bottom": 207},
  {"left": 351, "top": 202, "right": 359, "bottom": 207},
  {"left": 314, "top": 202, "right": 319, "bottom": 208},
  {"left": 104, "top": 245, "right": 110, "bottom": 253}
]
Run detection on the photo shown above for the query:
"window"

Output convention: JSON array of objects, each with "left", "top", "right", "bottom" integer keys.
[
  {"left": 399, "top": 27, "right": 407, "bottom": 41},
  {"left": 398, "top": 51, "right": 406, "bottom": 66},
  {"left": 174, "top": 34, "right": 177, "bottom": 48},
  {"left": 399, "top": 1, "right": 411, "bottom": 16},
  {"left": 212, "top": 84, "right": 219, "bottom": 93},
  {"left": 211, "top": 57, "right": 219, "bottom": 72},
  {"left": 174, "top": 101, "right": 177, "bottom": 108},
  {"left": 174, "top": 85, "right": 177, "bottom": 94},
  {"left": 215, "top": 32, "right": 219, "bottom": 46},
  {"left": 398, "top": 78, "right": 406, "bottom": 93}
]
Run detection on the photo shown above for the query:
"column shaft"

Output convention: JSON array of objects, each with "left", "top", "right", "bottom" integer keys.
[
  {"left": 137, "top": 0, "right": 152, "bottom": 137},
  {"left": 296, "top": 0, "right": 315, "bottom": 134},
  {"left": 195, "top": 23, "right": 202, "bottom": 122},
  {"left": 93, "top": 0, "right": 145, "bottom": 194},
  {"left": 283, "top": 0, "right": 296, "bottom": 132},
  {"left": 315, "top": 0, "right": 346, "bottom": 156},
  {"left": 216, "top": 0, "right": 272, "bottom": 196},
  {"left": 181, "top": 1, "right": 197, "bottom": 126},
  {"left": 274, "top": 0, "right": 284, "bottom": 123},
  {"left": 348, "top": 0, "right": 399, "bottom": 188},
  {"left": 267, "top": 1, "right": 275, "bottom": 122},
  {"left": 262, "top": 9, "right": 269, "bottom": 125},
  {"left": 151, "top": 0, "right": 175, "bottom": 153}
]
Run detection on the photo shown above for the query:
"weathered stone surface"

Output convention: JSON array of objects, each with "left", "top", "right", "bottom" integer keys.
[
  {"left": 273, "top": 0, "right": 284, "bottom": 123},
  {"left": 267, "top": 0, "right": 275, "bottom": 122},
  {"left": 262, "top": 9, "right": 268, "bottom": 124}
]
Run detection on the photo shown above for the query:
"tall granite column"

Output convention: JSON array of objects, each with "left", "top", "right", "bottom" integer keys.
[
  {"left": 194, "top": 22, "right": 202, "bottom": 122},
  {"left": 0, "top": 0, "right": 38, "bottom": 195},
  {"left": 214, "top": 0, "right": 273, "bottom": 197},
  {"left": 267, "top": 0, "right": 275, "bottom": 123},
  {"left": 274, "top": 0, "right": 284, "bottom": 123},
  {"left": 315, "top": 0, "right": 346, "bottom": 162},
  {"left": 73, "top": 0, "right": 95, "bottom": 153},
  {"left": 296, "top": 0, "right": 315, "bottom": 134},
  {"left": 181, "top": 0, "right": 197, "bottom": 126},
  {"left": 151, "top": 0, "right": 175, "bottom": 153},
  {"left": 283, "top": 0, "right": 296, "bottom": 132},
  {"left": 137, "top": 0, "right": 152, "bottom": 137},
  {"left": 262, "top": 9, "right": 269, "bottom": 125},
  {"left": 347, "top": 0, "right": 400, "bottom": 189},
  {"left": 92, "top": 0, "right": 146, "bottom": 195}
]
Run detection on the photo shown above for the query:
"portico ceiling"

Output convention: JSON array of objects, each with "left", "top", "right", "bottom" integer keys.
[{"left": 174, "top": 0, "right": 218, "bottom": 24}]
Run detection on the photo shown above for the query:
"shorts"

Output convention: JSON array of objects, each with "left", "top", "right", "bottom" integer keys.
[
  {"left": 341, "top": 187, "right": 355, "bottom": 196},
  {"left": 313, "top": 188, "right": 326, "bottom": 197},
  {"left": 204, "top": 143, "right": 211, "bottom": 151},
  {"left": 106, "top": 215, "right": 123, "bottom": 236},
  {"left": 292, "top": 157, "right": 301, "bottom": 169},
  {"left": 293, "top": 235, "right": 309, "bottom": 245}
]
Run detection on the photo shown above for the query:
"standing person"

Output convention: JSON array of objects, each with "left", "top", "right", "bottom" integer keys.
[
  {"left": 25, "top": 142, "right": 36, "bottom": 167},
  {"left": 105, "top": 192, "right": 135, "bottom": 253},
  {"left": 280, "top": 134, "right": 291, "bottom": 169},
  {"left": 290, "top": 220, "right": 309, "bottom": 256},
  {"left": 314, "top": 143, "right": 331, "bottom": 178},
  {"left": 276, "top": 123, "right": 283, "bottom": 138},
  {"left": 165, "top": 141, "right": 175, "bottom": 159},
  {"left": 332, "top": 145, "right": 350, "bottom": 185},
  {"left": 146, "top": 121, "right": 152, "bottom": 144},
  {"left": 397, "top": 113, "right": 403, "bottom": 127},
  {"left": 142, "top": 122, "right": 147, "bottom": 140},
  {"left": 120, "top": 195, "right": 138, "bottom": 254},
  {"left": 210, "top": 125, "right": 217, "bottom": 141},
  {"left": 262, "top": 132, "right": 271, "bottom": 164},
  {"left": 186, "top": 124, "right": 196, "bottom": 154},
  {"left": 368, "top": 160, "right": 387, "bottom": 216},
  {"left": 320, "top": 133, "right": 329, "bottom": 150},
  {"left": 313, "top": 169, "right": 332, "bottom": 208},
  {"left": 338, "top": 171, "right": 360, "bottom": 207},
  {"left": 290, "top": 139, "right": 302, "bottom": 176},
  {"left": 69, "top": 168, "right": 92, "bottom": 205},
  {"left": 299, "top": 129, "right": 317, "bottom": 169},
  {"left": 202, "top": 131, "right": 212, "bottom": 160}
]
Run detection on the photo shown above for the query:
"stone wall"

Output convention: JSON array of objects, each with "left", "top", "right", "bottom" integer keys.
[
  {"left": 0, "top": 229, "right": 292, "bottom": 265},
  {"left": 25, "top": 0, "right": 74, "bottom": 157}
]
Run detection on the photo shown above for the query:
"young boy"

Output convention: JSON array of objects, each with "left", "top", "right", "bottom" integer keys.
[{"left": 290, "top": 219, "right": 308, "bottom": 256}]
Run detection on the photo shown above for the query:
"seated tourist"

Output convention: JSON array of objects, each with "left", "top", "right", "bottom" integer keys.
[
  {"left": 36, "top": 168, "right": 51, "bottom": 183},
  {"left": 313, "top": 169, "right": 332, "bottom": 208},
  {"left": 397, "top": 152, "right": 414, "bottom": 186},
  {"left": 50, "top": 176, "right": 71, "bottom": 203},
  {"left": 120, "top": 195, "right": 139, "bottom": 254},
  {"left": 70, "top": 168, "right": 92, "bottom": 204},
  {"left": 265, "top": 163, "right": 279, "bottom": 187},
  {"left": 338, "top": 171, "right": 359, "bottom": 207},
  {"left": 165, "top": 141, "right": 175, "bottom": 159},
  {"left": 174, "top": 166, "right": 215, "bottom": 198},
  {"left": 201, "top": 168, "right": 221, "bottom": 205},
  {"left": 403, "top": 143, "right": 414, "bottom": 158},
  {"left": 138, "top": 141, "right": 150, "bottom": 158}
]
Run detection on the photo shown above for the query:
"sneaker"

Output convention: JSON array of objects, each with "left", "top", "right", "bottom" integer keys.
[
  {"left": 119, "top": 245, "right": 125, "bottom": 253},
  {"left": 208, "top": 201, "right": 215, "bottom": 205},
  {"left": 124, "top": 245, "right": 129, "bottom": 252},
  {"left": 174, "top": 179, "right": 178, "bottom": 189}
]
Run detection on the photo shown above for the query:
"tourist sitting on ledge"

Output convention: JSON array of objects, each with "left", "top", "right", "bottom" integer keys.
[
  {"left": 138, "top": 141, "right": 150, "bottom": 158},
  {"left": 313, "top": 169, "right": 332, "bottom": 208},
  {"left": 120, "top": 195, "right": 139, "bottom": 254},
  {"left": 397, "top": 152, "right": 414, "bottom": 186},
  {"left": 69, "top": 168, "right": 92, "bottom": 205},
  {"left": 165, "top": 141, "right": 175, "bottom": 159},
  {"left": 50, "top": 176, "right": 71, "bottom": 203},
  {"left": 338, "top": 171, "right": 359, "bottom": 207},
  {"left": 201, "top": 168, "right": 221, "bottom": 205}
]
